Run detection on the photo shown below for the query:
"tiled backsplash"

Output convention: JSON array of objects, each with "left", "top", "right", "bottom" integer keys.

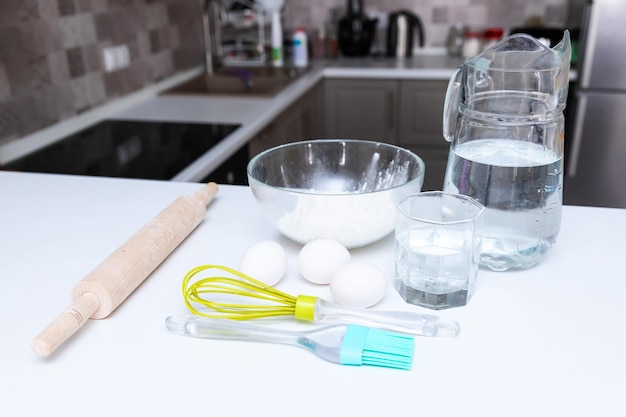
[
  {"left": 287, "top": 0, "right": 570, "bottom": 49},
  {"left": 0, "top": 0, "right": 571, "bottom": 148},
  {"left": 0, "top": 0, "right": 204, "bottom": 147}
]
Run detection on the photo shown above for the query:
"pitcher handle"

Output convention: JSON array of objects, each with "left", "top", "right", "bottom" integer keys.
[{"left": 442, "top": 66, "right": 462, "bottom": 143}]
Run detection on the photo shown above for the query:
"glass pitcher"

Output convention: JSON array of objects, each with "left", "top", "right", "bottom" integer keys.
[{"left": 442, "top": 32, "right": 571, "bottom": 271}]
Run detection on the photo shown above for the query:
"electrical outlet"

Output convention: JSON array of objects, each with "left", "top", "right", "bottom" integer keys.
[{"left": 102, "top": 45, "right": 130, "bottom": 72}]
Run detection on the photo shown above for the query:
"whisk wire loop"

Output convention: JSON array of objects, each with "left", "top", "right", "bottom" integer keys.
[
  {"left": 182, "top": 265, "right": 298, "bottom": 320},
  {"left": 192, "top": 277, "right": 284, "bottom": 296}
]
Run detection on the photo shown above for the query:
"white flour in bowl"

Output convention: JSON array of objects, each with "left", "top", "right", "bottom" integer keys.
[{"left": 276, "top": 191, "right": 396, "bottom": 248}]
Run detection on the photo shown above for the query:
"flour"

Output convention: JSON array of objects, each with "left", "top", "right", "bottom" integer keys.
[
  {"left": 258, "top": 147, "right": 424, "bottom": 248},
  {"left": 277, "top": 190, "right": 397, "bottom": 248}
]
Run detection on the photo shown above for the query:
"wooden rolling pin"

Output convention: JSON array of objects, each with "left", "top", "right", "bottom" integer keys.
[{"left": 32, "top": 182, "right": 219, "bottom": 357}]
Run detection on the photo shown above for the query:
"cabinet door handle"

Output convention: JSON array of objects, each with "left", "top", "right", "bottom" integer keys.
[
  {"left": 302, "top": 113, "right": 309, "bottom": 139},
  {"left": 567, "top": 93, "right": 587, "bottom": 178},
  {"left": 387, "top": 91, "right": 395, "bottom": 130}
]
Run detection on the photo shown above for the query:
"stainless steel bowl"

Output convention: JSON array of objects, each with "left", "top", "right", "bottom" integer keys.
[{"left": 247, "top": 139, "right": 425, "bottom": 248}]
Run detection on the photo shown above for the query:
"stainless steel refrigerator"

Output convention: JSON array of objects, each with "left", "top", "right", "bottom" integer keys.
[{"left": 564, "top": 0, "right": 626, "bottom": 208}]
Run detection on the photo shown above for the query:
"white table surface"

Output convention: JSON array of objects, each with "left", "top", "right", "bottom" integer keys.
[{"left": 1, "top": 171, "right": 624, "bottom": 416}]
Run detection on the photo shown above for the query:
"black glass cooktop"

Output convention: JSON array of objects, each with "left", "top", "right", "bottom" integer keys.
[{"left": 5, "top": 120, "right": 240, "bottom": 181}]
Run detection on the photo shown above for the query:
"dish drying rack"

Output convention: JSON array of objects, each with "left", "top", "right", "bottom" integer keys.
[{"left": 221, "top": 0, "right": 271, "bottom": 66}]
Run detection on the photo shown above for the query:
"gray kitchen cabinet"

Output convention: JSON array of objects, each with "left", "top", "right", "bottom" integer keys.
[
  {"left": 397, "top": 80, "right": 450, "bottom": 191},
  {"left": 248, "top": 84, "right": 320, "bottom": 159},
  {"left": 410, "top": 146, "right": 450, "bottom": 191},
  {"left": 398, "top": 80, "right": 448, "bottom": 147},
  {"left": 322, "top": 78, "right": 450, "bottom": 191},
  {"left": 323, "top": 79, "right": 397, "bottom": 143}
]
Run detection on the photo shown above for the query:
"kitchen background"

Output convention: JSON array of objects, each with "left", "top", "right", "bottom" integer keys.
[{"left": 0, "top": 0, "right": 581, "bottom": 148}]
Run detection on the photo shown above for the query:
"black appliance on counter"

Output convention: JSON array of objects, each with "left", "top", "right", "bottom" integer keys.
[
  {"left": 4, "top": 120, "right": 248, "bottom": 184},
  {"left": 338, "top": 0, "right": 378, "bottom": 57},
  {"left": 386, "top": 10, "right": 424, "bottom": 57}
]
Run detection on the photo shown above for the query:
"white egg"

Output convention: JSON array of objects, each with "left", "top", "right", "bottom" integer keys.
[
  {"left": 298, "top": 239, "right": 351, "bottom": 284},
  {"left": 239, "top": 240, "right": 287, "bottom": 286},
  {"left": 330, "top": 261, "right": 387, "bottom": 308}
]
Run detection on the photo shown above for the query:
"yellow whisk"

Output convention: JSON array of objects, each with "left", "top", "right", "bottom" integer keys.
[
  {"left": 181, "top": 264, "right": 461, "bottom": 337},
  {"left": 183, "top": 265, "right": 298, "bottom": 320}
]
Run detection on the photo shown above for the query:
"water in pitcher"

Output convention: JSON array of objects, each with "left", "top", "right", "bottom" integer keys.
[{"left": 443, "top": 139, "right": 562, "bottom": 271}]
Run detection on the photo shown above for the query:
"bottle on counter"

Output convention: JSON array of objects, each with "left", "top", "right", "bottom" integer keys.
[
  {"left": 446, "top": 23, "right": 467, "bottom": 57},
  {"left": 312, "top": 25, "right": 326, "bottom": 59},
  {"left": 271, "top": 9, "right": 283, "bottom": 67},
  {"left": 461, "top": 30, "right": 482, "bottom": 58},
  {"left": 482, "top": 28, "right": 504, "bottom": 51},
  {"left": 324, "top": 7, "right": 341, "bottom": 58},
  {"left": 293, "top": 27, "right": 309, "bottom": 67}
]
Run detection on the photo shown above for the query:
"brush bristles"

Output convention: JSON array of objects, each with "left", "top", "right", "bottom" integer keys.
[{"left": 340, "top": 325, "right": 414, "bottom": 370}]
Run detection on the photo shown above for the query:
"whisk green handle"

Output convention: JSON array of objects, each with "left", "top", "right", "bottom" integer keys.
[
  {"left": 294, "top": 295, "right": 317, "bottom": 320},
  {"left": 295, "top": 296, "right": 460, "bottom": 338}
]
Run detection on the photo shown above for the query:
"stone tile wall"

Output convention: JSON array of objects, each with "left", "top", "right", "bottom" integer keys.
[
  {"left": 0, "top": 0, "right": 203, "bottom": 146},
  {"left": 0, "top": 0, "right": 574, "bottom": 147}
]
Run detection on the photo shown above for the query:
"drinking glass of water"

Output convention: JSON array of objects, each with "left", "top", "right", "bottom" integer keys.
[{"left": 394, "top": 192, "right": 484, "bottom": 310}]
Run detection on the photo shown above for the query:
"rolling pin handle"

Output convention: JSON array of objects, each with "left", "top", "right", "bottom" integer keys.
[
  {"left": 195, "top": 182, "right": 219, "bottom": 206},
  {"left": 32, "top": 292, "right": 100, "bottom": 357}
]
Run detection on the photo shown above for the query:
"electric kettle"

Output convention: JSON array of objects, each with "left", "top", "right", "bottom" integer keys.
[{"left": 386, "top": 10, "right": 424, "bottom": 57}]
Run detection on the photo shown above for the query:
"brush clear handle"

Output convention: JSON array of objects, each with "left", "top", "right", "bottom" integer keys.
[
  {"left": 314, "top": 299, "right": 460, "bottom": 337},
  {"left": 165, "top": 315, "right": 302, "bottom": 345},
  {"left": 165, "top": 315, "right": 346, "bottom": 365}
]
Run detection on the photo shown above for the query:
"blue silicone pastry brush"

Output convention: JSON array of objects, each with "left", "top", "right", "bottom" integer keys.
[{"left": 166, "top": 315, "right": 414, "bottom": 370}]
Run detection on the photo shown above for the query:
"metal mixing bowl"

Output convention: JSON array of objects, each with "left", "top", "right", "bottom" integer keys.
[{"left": 247, "top": 139, "right": 425, "bottom": 248}]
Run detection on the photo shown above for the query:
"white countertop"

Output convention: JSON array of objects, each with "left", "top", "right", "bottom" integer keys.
[
  {"left": 322, "top": 54, "right": 464, "bottom": 79},
  {"left": 1, "top": 171, "right": 624, "bottom": 417}
]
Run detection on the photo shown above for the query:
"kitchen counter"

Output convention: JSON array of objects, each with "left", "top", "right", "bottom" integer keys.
[
  {"left": 0, "top": 55, "right": 464, "bottom": 182},
  {"left": 322, "top": 54, "right": 465, "bottom": 79},
  {"left": 1, "top": 171, "right": 624, "bottom": 416},
  {"left": 0, "top": 54, "right": 576, "bottom": 182},
  {"left": 114, "top": 56, "right": 465, "bottom": 182}
]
